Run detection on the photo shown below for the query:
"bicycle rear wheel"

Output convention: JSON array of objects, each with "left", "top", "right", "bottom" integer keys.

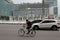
[{"left": 18, "top": 29, "right": 25, "bottom": 36}]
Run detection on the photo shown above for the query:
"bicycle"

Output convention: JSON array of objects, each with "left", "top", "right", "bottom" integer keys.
[{"left": 18, "top": 28, "right": 36, "bottom": 37}]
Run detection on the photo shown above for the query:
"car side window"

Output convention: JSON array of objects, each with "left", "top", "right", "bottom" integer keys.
[
  {"left": 42, "top": 21, "right": 49, "bottom": 23},
  {"left": 42, "top": 20, "right": 56, "bottom": 23},
  {"left": 31, "top": 20, "right": 42, "bottom": 24}
]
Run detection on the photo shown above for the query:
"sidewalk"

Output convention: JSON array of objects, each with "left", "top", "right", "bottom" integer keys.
[{"left": 0, "top": 20, "right": 26, "bottom": 24}]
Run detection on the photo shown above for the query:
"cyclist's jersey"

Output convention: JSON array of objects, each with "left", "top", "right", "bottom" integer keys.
[{"left": 26, "top": 21, "right": 32, "bottom": 29}]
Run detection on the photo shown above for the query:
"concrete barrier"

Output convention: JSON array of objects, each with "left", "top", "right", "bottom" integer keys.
[{"left": 0, "top": 20, "right": 26, "bottom": 25}]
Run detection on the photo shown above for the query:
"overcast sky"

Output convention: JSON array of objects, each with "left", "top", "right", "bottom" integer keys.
[{"left": 12, "top": 0, "right": 42, "bottom": 4}]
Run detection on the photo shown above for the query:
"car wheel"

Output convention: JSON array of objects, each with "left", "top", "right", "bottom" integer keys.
[
  {"left": 51, "top": 25, "right": 57, "bottom": 30},
  {"left": 33, "top": 25, "right": 39, "bottom": 30}
]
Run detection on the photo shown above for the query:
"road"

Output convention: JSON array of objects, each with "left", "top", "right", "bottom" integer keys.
[{"left": 0, "top": 24, "right": 60, "bottom": 40}]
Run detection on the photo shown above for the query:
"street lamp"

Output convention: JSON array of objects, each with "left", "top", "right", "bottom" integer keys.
[{"left": 42, "top": 0, "right": 45, "bottom": 19}]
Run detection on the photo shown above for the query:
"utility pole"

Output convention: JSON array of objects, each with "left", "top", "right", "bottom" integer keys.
[{"left": 42, "top": 0, "right": 45, "bottom": 19}]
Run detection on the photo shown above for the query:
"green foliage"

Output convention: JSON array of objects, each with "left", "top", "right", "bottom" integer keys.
[{"left": 0, "top": 16, "right": 9, "bottom": 20}]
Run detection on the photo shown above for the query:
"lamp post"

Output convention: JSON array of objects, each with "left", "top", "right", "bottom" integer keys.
[{"left": 42, "top": 0, "right": 45, "bottom": 19}]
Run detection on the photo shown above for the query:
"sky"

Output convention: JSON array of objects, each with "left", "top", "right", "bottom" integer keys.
[{"left": 12, "top": 0, "right": 42, "bottom": 4}]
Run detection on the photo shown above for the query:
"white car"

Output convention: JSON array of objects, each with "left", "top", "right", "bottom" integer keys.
[{"left": 32, "top": 19, "right": 60, "bottom": 30}]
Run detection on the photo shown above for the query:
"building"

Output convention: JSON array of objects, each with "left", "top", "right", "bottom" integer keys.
[
  {"left": 44, "top": 0, "right": 58, "bottom": 18},
  {"left": 12, "top": 3, "right": 49, "bottom": 21},
  {"left": 58, "top": 0, "right": 60, "bottom": 17},
  {"left": 0, "top": 0, "right": 58, "bottom": 21},
  {"left": 0, "top": 0, "right": 16, "bottom": 20},
  {"left": 44, "top": 0, "right": 57, "bottom": 7}
]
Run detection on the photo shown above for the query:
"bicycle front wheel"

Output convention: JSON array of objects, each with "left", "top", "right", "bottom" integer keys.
[{"left": 18, "top": 29, "right": 25, "bottom": 36}]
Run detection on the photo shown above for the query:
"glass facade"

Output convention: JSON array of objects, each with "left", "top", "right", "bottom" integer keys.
[
  {"left": 0, "top": 0, "right": 58, "bottom": 20},
  {"left": 13, "top": 8, "right": 48, "bottom": 16},
  {"left": 44, "top": 0, "right": 57, "bottom": 7},
  {"left": 54, "top": 7, "right": 58, "bottom": 16},
  {"left": 44, "top": 0, "right": 58, "bottom": 18},
  {"left": 0, "top": 0, "right": 15, "bottom": 16},
  {"left": 13, "top": 8, "right": 49, "bottom": 20}
]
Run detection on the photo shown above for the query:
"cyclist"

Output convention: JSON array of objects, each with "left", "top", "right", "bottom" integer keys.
[{"left": 26, "top": 19, "right": 32, "bottom": 34}]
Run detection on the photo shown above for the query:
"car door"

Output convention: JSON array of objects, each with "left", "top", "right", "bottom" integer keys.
[{"left": 39, "top": 20, "right": 51, "bottom": 29}]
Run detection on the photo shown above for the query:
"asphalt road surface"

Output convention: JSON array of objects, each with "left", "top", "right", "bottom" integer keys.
[{"left": 0, "top": 24, "right": 60, "bottom": 40}]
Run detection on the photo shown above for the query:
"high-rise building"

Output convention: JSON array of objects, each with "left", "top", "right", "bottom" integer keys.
[
  {"left": 0, "top": 0, "right": 16, "bottom": 20},
  {"left": 58, "top": 0, "right": 60, "bottom": 17},
  {"left": 0, "top": 0, "right": 58, "bottom": 20},
  {"left": 44, "top": 0, "right": 58, "bottom": 18}
]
